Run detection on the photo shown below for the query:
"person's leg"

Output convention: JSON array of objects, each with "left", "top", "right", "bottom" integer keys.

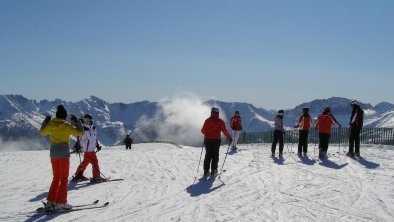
[
  {"left": 303, "top": 131, "right": 309, "bottom": 154},
  {"left": 56, "top": 158, "right": 70, "bottom": 204},
  {"left": 271, "top": 131, "right": 278, "bottom": 154},
  {"left": 203, "top": 140, "right": 214, "bottom": 175},
  {"left": 47, "top": 158, "right": 61, "bottom": 202},
  {"left": 85, "top": 152, "right": 100, "bottom": 178},
  {"left": 75, "top": 155, "right": 90, "bottom": 176},
  {"left": 233, "top": 130, "right": 240, "bottom": 148},
  {"left": 355, "top": 128, "right": 361, "bottom": 155},
  {"left": 298, "top": 131, "right": 303, "bottom": 154},
  {"left": 278, "top": 131, "right": 284, "bottom": 154},
  {"left": 348, "top": 128, "right": 355, "bottom": 154},
  {"left": 211, "top": 140, "right": 221, "bottom": 173}
]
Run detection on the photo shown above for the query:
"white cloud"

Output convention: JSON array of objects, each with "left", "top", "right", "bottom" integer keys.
[{"left": 134, "top": 92, "right": 212, "bottom": 146}]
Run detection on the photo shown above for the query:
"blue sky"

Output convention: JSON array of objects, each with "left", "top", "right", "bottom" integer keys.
[{"left": 0, "top": 0, "right": 393, "bottom": 109}]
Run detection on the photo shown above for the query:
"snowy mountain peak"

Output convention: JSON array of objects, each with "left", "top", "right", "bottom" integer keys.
[{"left": 0, "top": 95, "right": 393, "bottom": 147}]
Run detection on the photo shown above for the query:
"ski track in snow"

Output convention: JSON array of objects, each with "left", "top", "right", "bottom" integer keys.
[{"left": 0, "top": 143, "right": 393, "bottom": 221}]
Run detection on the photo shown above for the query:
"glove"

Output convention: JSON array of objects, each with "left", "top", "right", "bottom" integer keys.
[
  {"left": 96, "top": 143, "right": 102, "bottom": 151},
  {"left": 41, "top": 116, "right": 51, "bottom": 129},
  {"left": 44, "top": 116, "right": 51, "bottom": 123},
  {"left": 75, "top": 145, "right": 81, "bottom": 153},
  {"left": 70, "top": 115, "right": 78, "bottom": 124},
  {"left": 240, "top": 127, "right": 243, "bottom": 131},
  {"left": 73, "top": 141, "right": 81, "bottom": 153}
]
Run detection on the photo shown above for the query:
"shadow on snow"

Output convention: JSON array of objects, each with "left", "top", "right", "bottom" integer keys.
[{"left": 186, "top": 178, "right": 225, "bottom": 197}]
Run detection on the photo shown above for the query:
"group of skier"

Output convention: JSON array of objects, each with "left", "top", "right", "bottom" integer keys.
[
  {"left": 201, "top": 100, "right": 364, "bottom": 177},
  {"left": 39, "top": 105, "right": 104, "bottom": 212},
  {"left": 269, "top": 100, "right": 363, "bottom": 158},
  {"left": 39, "top": 101, "right": 364, "bottom": 211}
]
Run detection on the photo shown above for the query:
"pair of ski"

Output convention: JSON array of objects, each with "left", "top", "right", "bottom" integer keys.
[
  {"left": 35, "top": 200, "right": 109, "bottom": 215},
  {"left": 72, "top": 178, "right": 124, "bottom": 184}
]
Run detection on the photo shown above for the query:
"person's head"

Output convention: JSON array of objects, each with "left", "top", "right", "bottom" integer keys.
[
  {"left": 55, "top": 105, "right": 68, "bottom": 120},
  {"left": 211, "top": 107, "right": 219, "bottom": 117},
  {"left": 302, "top": 107, "right": 309, "bottom": 113},
  {"left": 126, "top": 134, "right": 130, "bottom": 138},
  {"left": 235, "top": 110, "right": 240, "bottom": 116},
  {"left": 277, "top": 110, "right": 284, "bottom": 118},
  {"left": 323, "top": 106, "right": 331, "bottom": 115},
  {"left": 350, "top": 100, "right": 360, "bottom": 110},
  {"left": 83, "top": 114, "right": 93, "bottom": 125}
]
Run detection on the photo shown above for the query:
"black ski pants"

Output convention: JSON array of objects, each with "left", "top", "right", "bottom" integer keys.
[
  {"left": 319, "top": 133, "right": 330, "bottom": 153},
  {"left": 298, "top": 130, "right": 309, "bottom": 153},
  {"left": 203, "top": 139, "right": 221, "bottom": 174},
  {"left": 271, "top": 130, "right": 284, "bottom": 154},
  {"left": 349, "top": 127, "right": 361, "bottom": 154}
]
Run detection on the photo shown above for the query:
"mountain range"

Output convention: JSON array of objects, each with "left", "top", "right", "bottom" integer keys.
[{"left": 0, "top": 94, "right": 393, "bottom": 147}]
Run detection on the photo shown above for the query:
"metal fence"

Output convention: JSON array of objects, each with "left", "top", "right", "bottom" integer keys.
[{"left": 230, "top": 128, "right": 394, "bottom": 146}]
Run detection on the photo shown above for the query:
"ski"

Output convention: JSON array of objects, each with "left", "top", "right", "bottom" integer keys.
[
  {"left": 36, "top": 202, "right": 109, "bottom": 215},
  {"left": 36, "top": 200, "right": 99, "bottom": 213},
  {"left": 89, "top": 178, "right": 124, "bottom": 184}
]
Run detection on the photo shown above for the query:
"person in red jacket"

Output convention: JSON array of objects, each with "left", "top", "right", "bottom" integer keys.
[
  {"left": 315, "top": 107, "right": 340, "bottom": 159},
  {"left": 201, "top": 107, "right": 232, "bottom": 177},
  {"left": 230, "top": 110, "right": 242, "bottom": 151},
  {"left": 294, "top": 107, "right": 312, "bottom": 156}
]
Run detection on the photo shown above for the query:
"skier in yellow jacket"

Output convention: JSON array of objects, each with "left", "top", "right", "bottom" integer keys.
[{"left": 39, "top": 105, "right": 84, "bottom": 212}]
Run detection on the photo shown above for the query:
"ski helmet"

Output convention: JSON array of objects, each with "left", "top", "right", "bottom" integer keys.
[{"left": 211, "top": 107, "right": 219, "bottom": 113}]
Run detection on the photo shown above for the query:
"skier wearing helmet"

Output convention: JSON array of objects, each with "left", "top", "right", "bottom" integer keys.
[
  {"left": 71, "top": 114, "right": 104, "bottom": 182},
  {"left": 201, "top": 107, "right": 233, "bottom": 178}
]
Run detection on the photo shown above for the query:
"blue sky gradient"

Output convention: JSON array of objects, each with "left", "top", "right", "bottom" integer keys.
[{"left": 0, "top": 0, "right": 393, "bottom": 109}]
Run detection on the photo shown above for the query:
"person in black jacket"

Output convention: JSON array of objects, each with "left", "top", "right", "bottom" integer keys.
[
  {"left": 347, "top": 101, "right": 364, "bottom": 157},
  {"left": 124, "top": 134, "right": 133, "bottom": 150}
]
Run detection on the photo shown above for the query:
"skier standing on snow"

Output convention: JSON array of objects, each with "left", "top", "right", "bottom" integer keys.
[
  {"left": 124, "top": 134, "right": 133, "bottom": 150},
  {"left": 71, "top": 114, "right": 104, "bottom": 182},
  {"left": 230, "top": 110, "right": 242, "bottom": 151},
  {"left": 271, "top": 110, "right": 285, "bottom": 157},
  {"left": 314, "top": 107, "right": 340, "bottom": 159},
  {"left": 294, "top": 107, "right": 312, "bottom": 156},
  {"left": 39, "top": 105, "right": 84, "bottom": 211},
  {"left": 201, "top": 107, "right": 233, "bottom": 178},
  {"left": 347, "top": 101, "right": 364, "bottom": 157}
]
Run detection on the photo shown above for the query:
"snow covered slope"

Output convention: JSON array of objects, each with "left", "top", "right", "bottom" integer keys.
[{"left": 1, "top": 143, "right": 393, "bottom": 221}]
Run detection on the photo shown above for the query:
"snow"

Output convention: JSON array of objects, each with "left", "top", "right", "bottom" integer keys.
[{"left": 1, "top": 143, "right": 393, "bottom": 221}]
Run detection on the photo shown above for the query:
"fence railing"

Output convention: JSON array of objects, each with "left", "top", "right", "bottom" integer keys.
[{"left": 227, "top": 128, "right": 394, "bottom": 146}]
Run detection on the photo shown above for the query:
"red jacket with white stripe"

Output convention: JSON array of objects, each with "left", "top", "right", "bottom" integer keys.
[
  {"left": 295, "top": 115, "right": 312, "bottom": 131},
  {"left": 230, "top": 116, "right": 242, "bottom": 131},
  {"left": 315, "top": 113, "right": 339, "bottom": 134}
]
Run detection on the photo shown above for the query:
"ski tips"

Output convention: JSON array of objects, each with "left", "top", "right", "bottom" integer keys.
[{"left": 103, "top": 202, "right": 109, "bottom": 207}]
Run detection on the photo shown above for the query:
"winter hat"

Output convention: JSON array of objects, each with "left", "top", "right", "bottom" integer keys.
[
  {"left": 350, "top": 100, "right": 359, "bottom": 107},
  {"left": 211, "top": 107, "right": 219, "bottom": 113},
  {"left": 83, "top": 114, "right": 93, "bottom": 123},
  {"left": 277, "top": 110, "right": 284, "bottom": 116},
  {"left": 302, "top": 107, "right": 309, "bottom": 112},
  {"left": 55, "top": 105, "right": 68, "bottom": 120},
  {"left": 83, "top": 114, "right": 93, "bottom": 119},
  {"left": 235, "top": 110, "right": 240, "bottom": 115}
]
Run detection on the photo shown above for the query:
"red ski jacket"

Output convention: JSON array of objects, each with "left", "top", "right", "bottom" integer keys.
[
  {"left": 230, "top": 116, "right": 242, "bottom": 131},
  {"left": 315, "top": 114, "right": 339, "bottom": 134},
  {"left": 201, "top": 113, "right": 232, "bottom": 140},
  {"left": 295, "top": 115, "right": 312, "bottom": 131}
]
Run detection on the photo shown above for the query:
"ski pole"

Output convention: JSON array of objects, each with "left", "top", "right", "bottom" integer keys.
[
  {"left": 219, "top": 144, "right": 232, "bottom": 179},
  {"left": 195, "top": 144, "right": 204, "bottom": 179}
]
